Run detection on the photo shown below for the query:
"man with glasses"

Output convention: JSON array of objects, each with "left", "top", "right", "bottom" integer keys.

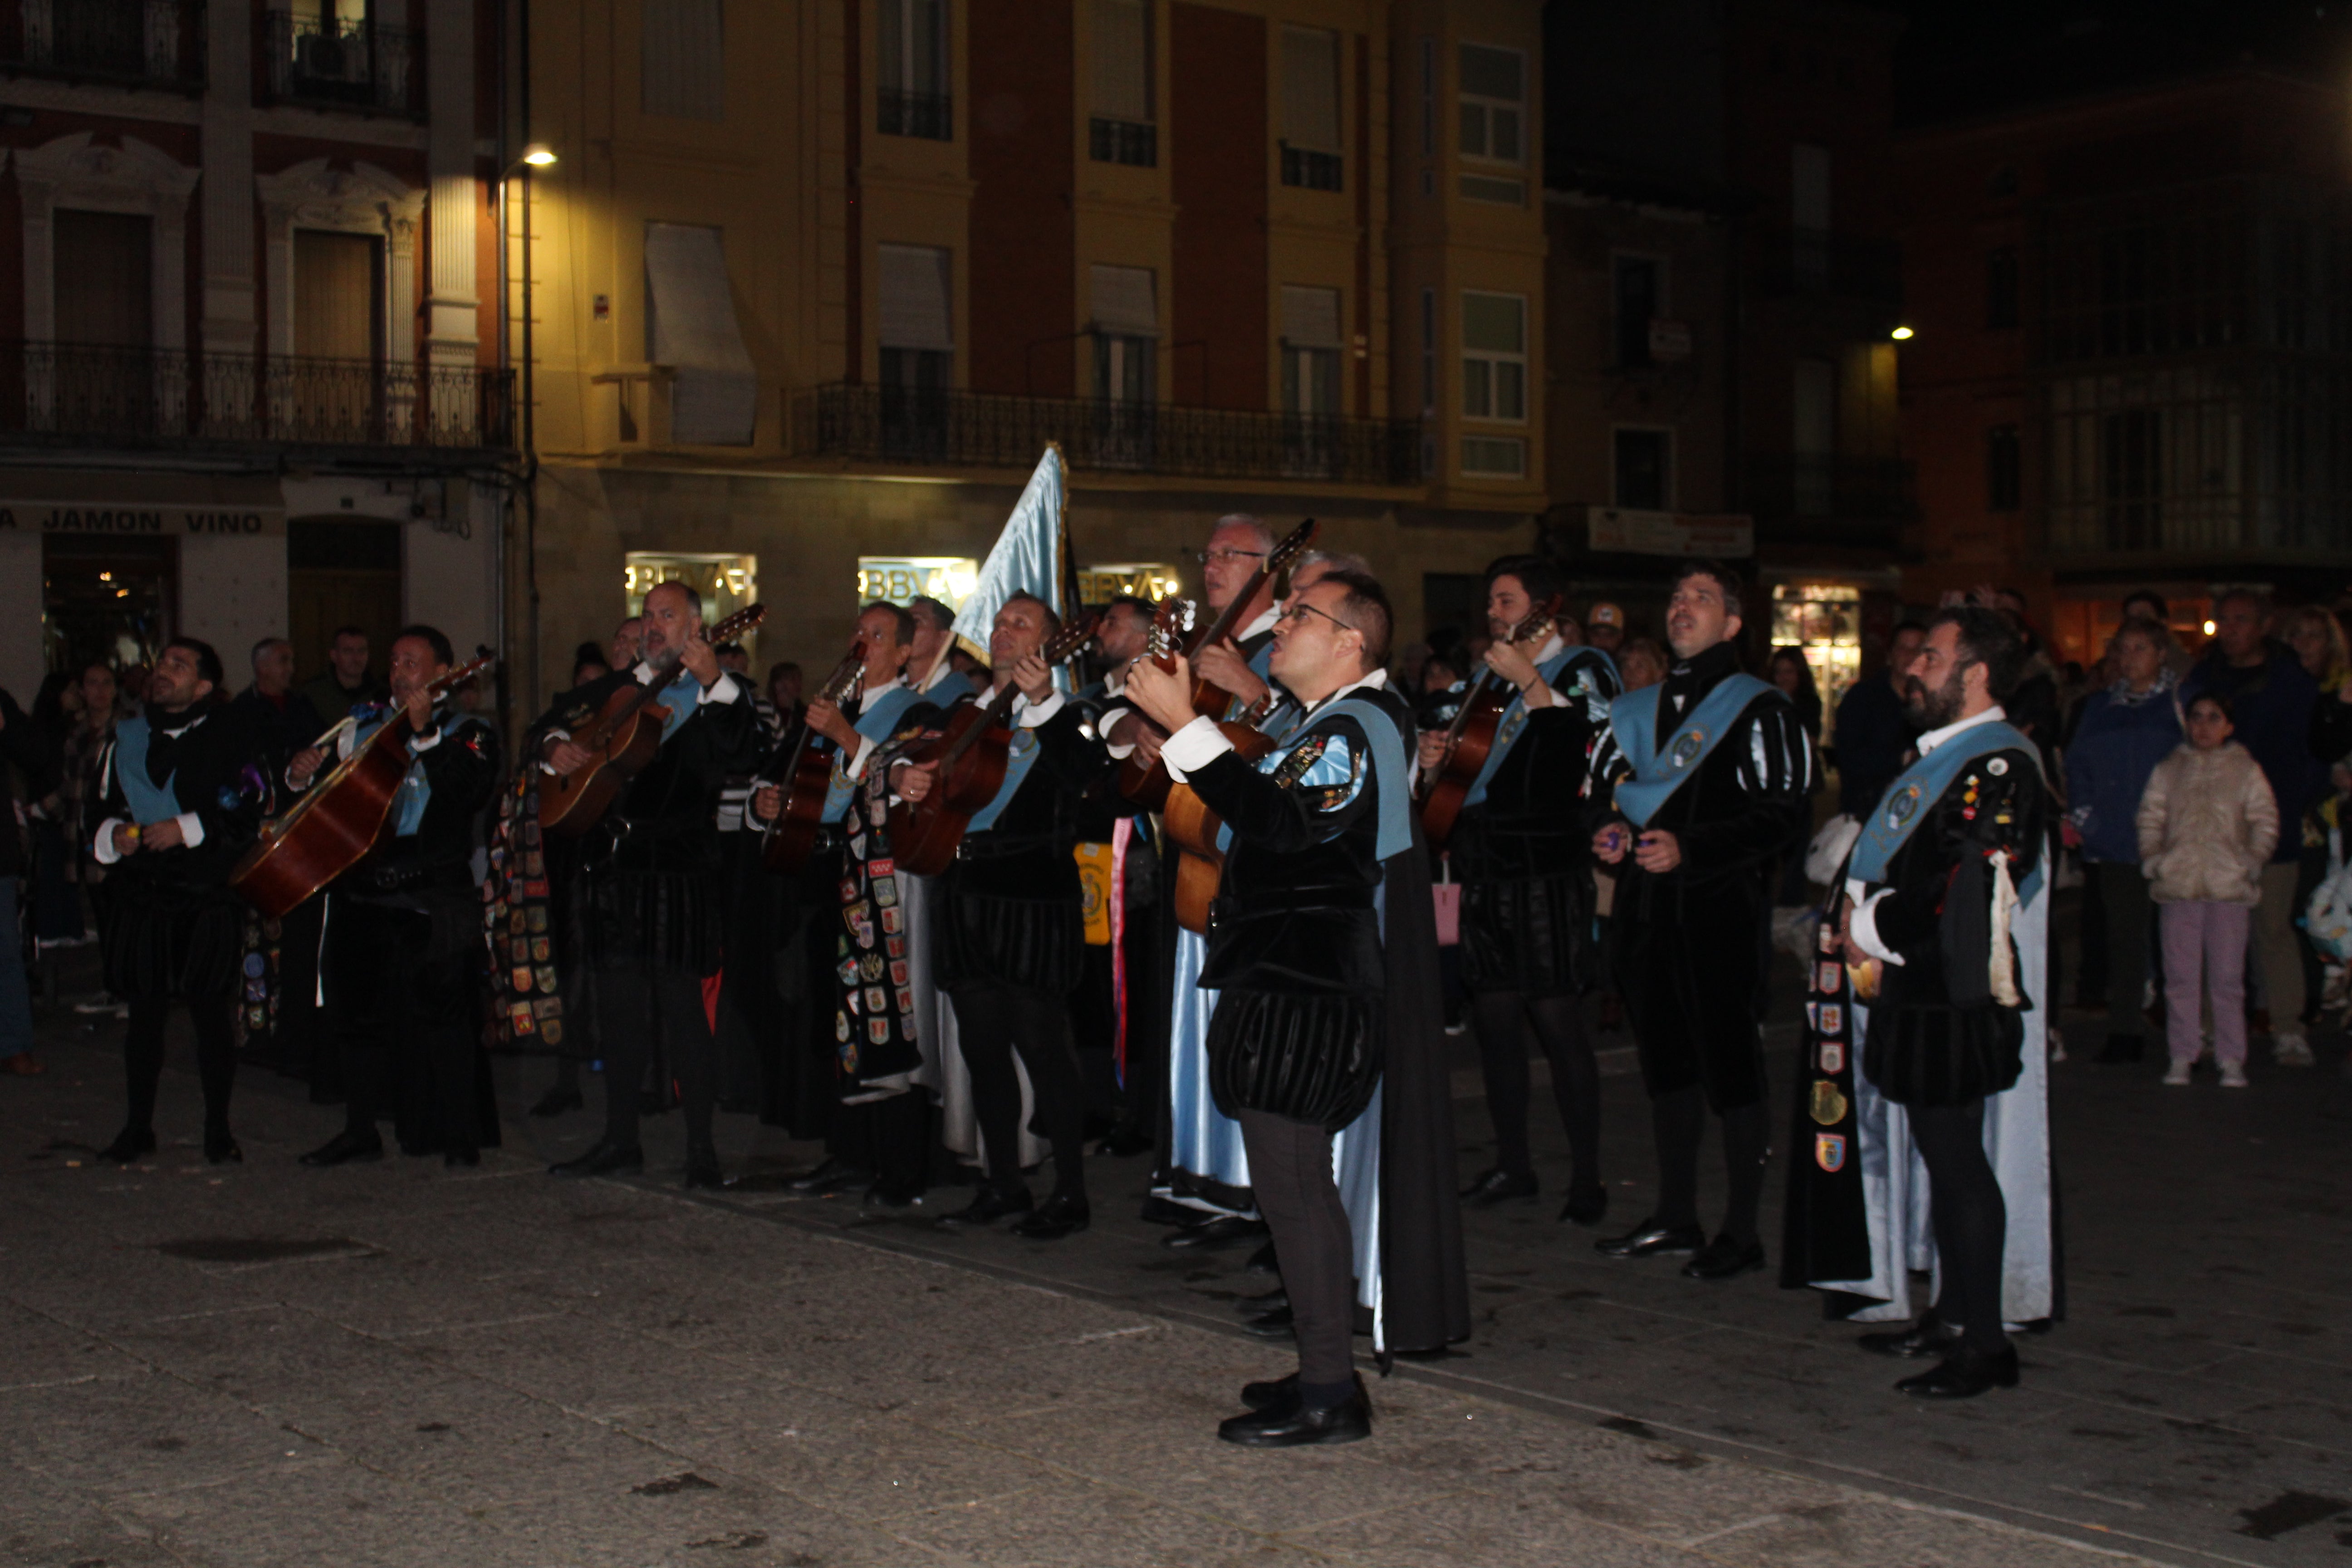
[
  {"left": 1588, "top": 560, "right": 1816, "bottom": 1283},
  {"left": 1129, "top": 568, "right": 1466, "bottom": 1446}
]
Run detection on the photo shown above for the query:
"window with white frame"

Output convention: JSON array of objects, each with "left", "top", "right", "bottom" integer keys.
[
  {"left": 1460, "top": 291, "right": 1525, "bottom": 421},
  {"left": 1279, "top": 26, "right": 1342, "bottom": 191},
  {"left": 877, "top": 242, "right": 954, "bottom": 390},
  {"left": 1090, "top": 264, "right": 1156, "bottom": 405},
  {"left": 1089, "top": 0, "right": 1155, "bottom": 166},
  {"left": 1279, "top": 284, "right": 1342, "bottom": 416},
  {"left": 878, "top": 0, "right": 951, "bottom": 139},
  {"left": 1457, "top": 44, "right": 1523, "bottom": 162}
]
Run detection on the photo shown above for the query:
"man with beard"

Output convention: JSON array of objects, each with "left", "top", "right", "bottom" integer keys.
[
  {"left": 1425, "top": 555, "right": 1621, "bottom": 1223},
  {"left": 1588, "top": 561, "right": 1815, "bottom": 1281},
  {"left": 539, "top": 580, "right": 764, "bottom": 1187},
  {"left": 1784, "top": 608, "right": 2053, "bottom": 1399},
  {"left": 291, "top": 626, "right": 501, "bottom": 1167},
  {"left": 90, "top": 639, "right": 263, "bottom": 1164},
  {"left": 892, "top": 594, "right": 1107, "bottom": 1238}
]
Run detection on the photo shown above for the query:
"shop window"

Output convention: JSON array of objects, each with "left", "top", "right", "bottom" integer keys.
[
  {"left": 858, "top": 555, "right": 976, "bottom": 611},
  {"left": 41, "top": 535, "right": 175, "bottom": 677},
  {"left": 1077, "top": 563, "right": 1180, "bottom": 605},
  {"left": 625, "top": 552, "right": 760, "bottom": 660},
  {"left": 1770, "top": 583, "right": 1862, "bottom": 725}
]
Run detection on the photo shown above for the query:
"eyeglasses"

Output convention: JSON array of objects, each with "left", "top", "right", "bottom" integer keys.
[
  {"left": 1193, "top": 547, "right": 1267, "bottom": 567},
  {"left": 1280, "top": 601, "right": 1358, "bottom": 636}
]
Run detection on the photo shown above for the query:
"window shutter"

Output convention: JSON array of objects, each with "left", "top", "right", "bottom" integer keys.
[
  {"left": 878, "top": 244, "right": 955, "bottom": 351},
  {"left": 642, "top": 0, "right": 724, "bottom": 121},
  {"left": 644, "top": 221, "right": 758, "bottom": 445},
  {"left": 1090, "top": 264, "right": 1157, "bottom": 335},
  {"left": 1281, "top": 27, "right": 1340, "bottom": 152},
  {"left": 1280, "top": 284, "right": 1342, "bottom": 349},
  {"left": 1093, "top": 0, "right": 1150, "bottom": 121}
]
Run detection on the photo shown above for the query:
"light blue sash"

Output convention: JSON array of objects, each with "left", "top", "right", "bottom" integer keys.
[
  {"left": 819, "top": 684, "right": 931, "bottom": 823},
  {"left": 1849, "top": 719, "right": 2044, "bottom": 899},
  {"left": 1609, "top": 672, "right": 1779, "bottom": 828},
  {"left": 111, "top": 715, "right": 182, "bottom": 826},
  {"left": 351, "top": 706, "right": 479, "bottom": 838},
  {"left": 964, "top": 697, "right": 1056, "bottom": 836},
  {"left": 655, "top": 670, "right": 706, "bottom": 742},
  {"left": 1459, "top": 646, "right": 1603, "bottom": 809}
]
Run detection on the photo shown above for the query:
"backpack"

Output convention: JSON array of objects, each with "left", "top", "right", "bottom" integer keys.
[{"left": 2305, "top": 819, "right": 2352, "bottom": 962}]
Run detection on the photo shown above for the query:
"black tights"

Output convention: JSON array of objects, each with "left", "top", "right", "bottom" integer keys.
[
  {"left": 598, "top": 965, "right": 717, "bottom": 1155},
  {"left": 123, "top": 996, "right": 235, "bottom": 1133},
  {"left": 949, "top": 980, "right": 1086, "bottom": 1199},
  {"left": 1651, "top": 1086, "right": 1770, "bottom": 1245},
  {"left": 1472, "top": 989, "right": 1601, "bottom": 1191},
  {"left": 1908, "top": 1099, "right": 2009, "bottom": 1354}
]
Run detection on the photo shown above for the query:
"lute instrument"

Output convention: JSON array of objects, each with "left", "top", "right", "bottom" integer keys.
[
  {"left": 886, "top": 614, "right": 1097, "bottom": 877},
  {"left": 1117, "top": 516, "right": 1318, "bottom": 811},
  {"left": 1161, "top": 689, "right": 1282, "bottom": 935},
  {"left": 1416, "top": 595, "right": 1563, "bottom": 852},
  {"left": 759, "top": 640, "right": 868, "bottom": 876},
  {"left": 229, "top": 648, "right": 497, "bottom": 919},
  {"left": 536, "top": 602, "right": 767, "bottom": 837}
]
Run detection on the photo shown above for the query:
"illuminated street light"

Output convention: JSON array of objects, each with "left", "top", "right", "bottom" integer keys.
[
  {"left": 521, "top": 143, "right": 558, "bottom": 167},
  {"left": 1890, "top": 324, "right": 1916, "bottom": 341}
]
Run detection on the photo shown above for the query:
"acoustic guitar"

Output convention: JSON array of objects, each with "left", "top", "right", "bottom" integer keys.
[
  {"left": 1161, "top": 690, "right": 1281, "bottom": 935},
  {"left": 759, "top": 640, "right": 868, "bottom": 876},
  {"left": 536, "top": 602, "right": 767, "bottom": 837},
  {"left": 885, "top": 614, "right": 1097, "bottom": 877},
  {"left": 229, "top": 648, "right": 497, "bottom": 919},
  {"left": 1117, "top": 516, "right": 1318, "bottom": 812},
  {"left": 1416, "top": 596, "right": 1561, "bottom": 852}
]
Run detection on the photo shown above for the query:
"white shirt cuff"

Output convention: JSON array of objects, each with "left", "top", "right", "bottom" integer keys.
[
  {"left": 1843, "top": 879, "right": 1904, "bottom": 966},
  {"left": 1017, "top": 692, "right": 1066, "bottom": 728},
  {"left": 409, "top": 725, "right": 444, "bottom": 753},
  {"left": 93, "top": 817, "right": 126, "bottom": 865},
  {"left": 1096, "top": 702, "right": 1138, "bottom": 760},
  {"left": 1160, "top": 715, "right": 1232, "bottom": 783},
  {"left": 700, "top": 672, "right": 741, "bottom": 706},
  {"left": 176, "top": 812, "right": 205, "bottom": 849},
  {"left": 844, "top": 736, "right": 877, "bottom": 781}
]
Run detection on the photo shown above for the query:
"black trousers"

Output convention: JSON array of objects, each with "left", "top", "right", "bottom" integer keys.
[
  {"left": 323, "top": 897, "right": 482, "bottom": 1153},
  {"left": 1472, "top": 989, "right": 1601, "bottom": 1191},
  {"left": 123, "top": 995, "right": 235, "bottom": 1134},
  {"left": 948, "top": 979, "right": 1085, "bottom": 1197},
  {"left": 598, "top": 963, "right": 717, "bottom": 1154},
  {"left": 1908, "top": 1098, "right": 2009, "bottom": 1354},
  {"left": 1236, "top": 1107, "right": 1355, "bottom": 1394}
]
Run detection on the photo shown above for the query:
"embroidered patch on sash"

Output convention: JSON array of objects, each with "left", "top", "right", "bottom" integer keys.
[
  {"left": 1887, "top": 785, "right": 1923, "bottom": 828},
  {"left": 1988, "top": 756, "right": 2009, "bottom": 775},
  {"left": 1815, "top": 960, "right": 1842, "bottom": 995},
  {"left": 1818, "top": 1040, "right": 1845, "bottom": 1074},
  {"left": 1670, "top": 728, "right": 1707, "bottom": 768},
  {"left": 1818, "top": 1003, "right": 1843, "bottom": 1036},
  {"left": 1273, "top": 735, "right": 1330, "bottom": 788},
  {"left": 1809, "top": 1081, "right": 1850, "bottom": 1127},
  {"left": 1814, "top": 1133, "right": 1847, "bottom": 1173},
  {"left": 1818, "top": 919, "right": 1840, "bottom": 954},
  {"left": 1805, "top": 1001, "right": 1819, "bottom": 1029},
  {"left": 860, "top": 952, "right": 885, "bottom": 982}
]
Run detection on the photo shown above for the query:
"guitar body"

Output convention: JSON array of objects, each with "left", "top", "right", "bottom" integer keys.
[
  {"left": 1164, "top": 722, "right": 1275, "bottom": 934},
  {"left": 229, "top": 716, "right": 415, "bottom": 919},
  {"left": 1118, "top": 676, "right": 1247, "bottom": 811},
  {"left": 885, "top": 704, "right": 1013, "bottom": 876},
  {"left": 1417, "top": 690, "right": 1508, "bottom": 853},
  {"left": 536, "top": 691, "right": 670, "bottom": 838},
  {"left": 760, "top": 735, "right": 843, "bottom": 875}
]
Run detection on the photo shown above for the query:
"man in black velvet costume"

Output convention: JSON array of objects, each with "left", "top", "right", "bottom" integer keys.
[
  {"left": 90, "top": 638, "right": 264, "bottom": 1165},
  {"left": 291, "top": 625, "right": 501, "bottom": 1169},
  {"left": 891, "top": 593, "right": 1108, "bottom": 1240},
  {"left": 1424, "top": 554, "right": 1621, "bottom": 1225},
  {"left": 539, "top": 580, "right": 764, "bottom": 1188},
  {"left": 1130, "top": 568, "right": 1469, "bottom": 1448},
  {"left": 1588, "top": 560, "right": 1816, "bottom": 1282}
]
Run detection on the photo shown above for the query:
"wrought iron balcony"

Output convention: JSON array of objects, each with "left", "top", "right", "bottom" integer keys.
[
  {"left": 878, "top": 88, "right": 952, "bottom": 140},
  {"left": 1744, "top": 454, "right": 1916, "bottom": 543},
  {"left": 0, "top": 344, "right": 514, "bottom": 452},
  {"left": 1752, "top": 226, "right": 1903, "bottom": 308},
  {"left": 3, "top": 0, "right": 206, "bottom": 92},
  {"left": 796, "top": 383, "right": 1421, "bottom": 486},
  {"left": 260, "top": 12, "right": 422, "bottom": 117}
]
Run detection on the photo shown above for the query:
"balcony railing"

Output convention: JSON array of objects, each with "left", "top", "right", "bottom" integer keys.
[
  {"left": 1744, "top": 454, "right": 1916, "bottom": 541},
  {"left": 878, "top": 88, "right": 951, "bottom": 140},
  {"left": 260, "top": 12, "right": 421, "bottom": 116},
  {"left": 797, "top": 383, "right": 1420, "bottom": 486},
  {"left": 3, "top": 0, "right": 205, "bottom": 92},
  {"left": 0, "top": 344, "right": 514, "bottom": 452},
  {"left": 1753, "top": 226, "right": 1903, "bottom": 307}
]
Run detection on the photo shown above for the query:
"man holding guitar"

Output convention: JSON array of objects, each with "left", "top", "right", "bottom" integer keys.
[
  {"left": 287, "top": 626, "right": 501, "bottom": 1169},
  {"left": 891, "top": 594, "right": 1107, "bottom": 1239},
  {"left": 537, "top": 580, "right": 764, "bottom": 1188},
  {"left": 1416, "top": 556, "right": 1621, "bottom": 1225}
]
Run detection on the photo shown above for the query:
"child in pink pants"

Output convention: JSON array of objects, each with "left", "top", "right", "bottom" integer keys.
[{"left": 2136, "top": 694, "right": 2278, "bottom": 1087}]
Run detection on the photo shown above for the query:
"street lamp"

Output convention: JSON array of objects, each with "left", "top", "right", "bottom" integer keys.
[
  {"left": 1890, "top": 324, "right": 1916, "bottom": 341},
  {"left": 519, "top": 142, "right": 557, "bottom": 168}
]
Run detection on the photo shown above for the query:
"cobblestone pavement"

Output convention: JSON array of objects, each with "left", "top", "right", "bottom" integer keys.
[{"left": 4, "top": 937, "right": 2347, "bottom": 1568}]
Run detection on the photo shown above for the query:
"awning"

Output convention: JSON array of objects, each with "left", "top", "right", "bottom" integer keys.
[{"left": 644, "top": 221, "right": 757, "bottom": 445}]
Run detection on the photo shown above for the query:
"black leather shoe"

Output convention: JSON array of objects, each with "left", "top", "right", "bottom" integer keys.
[
  {"left": 1238, "top": 1286, "right": 1288, "bottom": 1314},
  {"left": 1460, "top": 1166, "right": 1539, "bottom": 1207},
  {"left": 443, "top": 1147, "right": 480, "bottom": 1169},
  {"left": 868, "top": 1176, "right": 925, "bottom": 1208},
  {"left": 1096, "top": 1126, "right": 1155, "bottom": 1157},
  {"left": 2096, "top": 1034, "right": 2145, "bottom": 1063},
  {"left": 683, "top": 1152, "right": 724, "bottom": 1190},
  {"left": 784, "top": 1158, "right": 872, "bottom": 1197},
  {"left": 203, "top": 1127, "right": 243, "bottom": 1166},
  {"left": 1594, "top": 1218, "right": 1705, "bottom": 1259},
  {"left": 1218, "top": 1389, "right": 1373, "bottom": 1447},
  {"left": 1681, "top": 1235, "right": 1767, "bottom": 1281},
  {"left": 1858, "top": 1317, "right": 1960, "bottom": 1359},
  {"left": 1897, "top": 1344, "right": 2019, "bottom": 1399},
  {"left": 98, "top": 1126, "right": 157, "bottom": 1163},
  {"left": 1162, "top": 1214, "right": 1269, "bottom": 1250},
  {"left": 1240, "top": 1305, "right": 1295, "bottom": 1340},
  {"left": 1558, "top": 1185, "right": 1610, "bottom": 1226},
  {"left": 298, "top": 1130, "right": 384, "bottom": 1168},
  {"left": 936, "top": 1186, "right": 1034, "bottom": 1229},
  {"left": 528, "top": 1086, "right": 584, "bottom": 1118},
  {"left": 1245, "top": 1241, "right": 1280, "bottom": 1274},
  {"left": 1010, "top": 1192, "right": 1091, "bottom": 1240},
  {"left": 548, "top": 1137, "right": 645, "bottom": 1178},
  {"left": 1242, "top": 1370, "right": 1364, "bottom": 1411}
]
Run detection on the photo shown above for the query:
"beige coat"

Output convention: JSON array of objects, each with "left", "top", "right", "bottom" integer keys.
[{"left": 2135, "top": 741, "right": 2278, "bottom": 905}]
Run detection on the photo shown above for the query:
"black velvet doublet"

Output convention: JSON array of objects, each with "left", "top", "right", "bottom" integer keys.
[{"left": 94, "top": 706, "right": 263, "bottom": 1000}]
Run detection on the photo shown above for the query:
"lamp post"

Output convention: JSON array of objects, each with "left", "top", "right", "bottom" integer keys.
[{"left": 497, "top": 140, "right": 554, "bottom": 720}]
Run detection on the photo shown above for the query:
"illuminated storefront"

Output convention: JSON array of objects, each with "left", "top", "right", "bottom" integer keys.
[
  {"left": 1771, "top": 582, "right": 1863, "bottom": 721},
  {"left": 625, "top": 551, "right": 761, "bottom": 659}
]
